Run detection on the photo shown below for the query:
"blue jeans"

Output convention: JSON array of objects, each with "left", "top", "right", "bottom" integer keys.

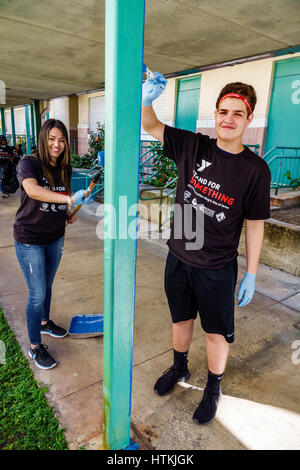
[{"left": 14, "top": 236, "right": 64, "bottom": 345}]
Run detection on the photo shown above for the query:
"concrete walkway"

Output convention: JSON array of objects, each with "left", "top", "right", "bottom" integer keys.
[{"left": 1, "top": 191, "right": 300, "bottom": 450}]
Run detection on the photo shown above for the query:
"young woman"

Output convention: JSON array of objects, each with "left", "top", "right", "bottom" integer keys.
[{"left": 14, "top": 119, "right": 93, "bottom": 370}]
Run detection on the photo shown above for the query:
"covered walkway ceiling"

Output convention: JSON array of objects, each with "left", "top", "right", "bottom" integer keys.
[{"left": 1, "top": 0, "right": 300, "bottom": 108}]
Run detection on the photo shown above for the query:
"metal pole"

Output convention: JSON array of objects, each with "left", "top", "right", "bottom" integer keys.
[
  {"left": 25, "top": 105, "right": 31, "bottom": 154},
  {"left": 103, "top": 0, "right": 145, "bottom": 450},
  {"left": 0, "top": 108, "right": 6, "bottom": 136},
  {"left": 11, "top": 108, "right": 16, "bottom": 146}
]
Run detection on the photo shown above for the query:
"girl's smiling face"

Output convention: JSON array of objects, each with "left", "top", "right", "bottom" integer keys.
[{"left": 48, "top": 127, "right": 65, "bottom": 164}]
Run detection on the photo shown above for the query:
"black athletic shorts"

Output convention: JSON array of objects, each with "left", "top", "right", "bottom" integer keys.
[{"left": 164, "top": 251, "right": 238, "bottom": 343}]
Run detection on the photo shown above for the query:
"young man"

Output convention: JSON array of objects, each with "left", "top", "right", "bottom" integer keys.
[{"left": 141, "top": 73, "right": 271, "bottom": 425}]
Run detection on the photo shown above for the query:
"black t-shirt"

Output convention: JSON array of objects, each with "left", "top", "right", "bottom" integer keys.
[
  {"left": 0, "top": 144, "right": 13, "bottom": 166},
  {"left": 13, "top": 155, "right": 70, "bottom": 245},
  {"left": 163, "top": 125, "right": 271, "bottom": 269}
]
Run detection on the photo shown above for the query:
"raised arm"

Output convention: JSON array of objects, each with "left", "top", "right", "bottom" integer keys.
[
  {"left": 141, "top": 105, "right": 165, "bottom": 143},
  {"left": 141, "top": 71, "right": 167, "bottom": 143}
]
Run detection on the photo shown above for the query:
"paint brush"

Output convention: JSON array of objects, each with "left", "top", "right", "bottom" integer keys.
[
  {"left": 66, "top": 170, "right": 102, "bottom": 224},
  {"left": 143, "top": 63, "right": 165, "bottom": 88}
]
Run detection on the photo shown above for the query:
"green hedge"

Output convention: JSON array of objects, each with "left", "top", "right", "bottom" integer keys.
[{"left": 0, "top": 308, "right": 68, "bottom": 450}]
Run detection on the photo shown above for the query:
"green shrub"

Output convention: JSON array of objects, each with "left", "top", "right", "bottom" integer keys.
[
  {"left": 70, "top": 153, "right": 95, "bottom": 169},
  {"left": 71, "top": 122, "right": 105, "bottom": 169},
  {"left": 88, "top": 122, "right": 105, "bottom": 160},
  {"left": 284, "top": 171, "right": 300, "bottom": 191},
  {"left": 148, "top": 142, "right": 178, "bottom": 189},
  {"left": 0, "top": 308, "right": 68, "bottom": 450}
]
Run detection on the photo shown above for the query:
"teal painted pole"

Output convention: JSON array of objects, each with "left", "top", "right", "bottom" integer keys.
[
  {"left": 11, "top": 108, "right": 16, "bottom": 146},
  {"left": 103, "top": 0, "right": 145, "bottom": 450},
  {"left": 30, "top": 104, "right": 36, "bottom": 147},
  {"left": 0, "top": 108, "right": 6, "bottom": 136},
  {"left": 25, "top": 105, "right": 31, "bottom": 154}
]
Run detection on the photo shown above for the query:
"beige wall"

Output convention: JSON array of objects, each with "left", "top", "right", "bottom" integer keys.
[
  {"left": 78, "top": 90, "right": 105, "bottom": 124},
  {"left": 52, "top": 97, "right": 69, "bottom": 130},
  {"left": 163, "top": 51, "right": 300, "bottom": 122},
  {"left": 163, "top": 78, "right": 177, "bottom": 123}
]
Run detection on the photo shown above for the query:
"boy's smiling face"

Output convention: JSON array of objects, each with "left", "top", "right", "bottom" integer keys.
[{"left": 215, "top": 97, "right": 253, "bottom": 145}]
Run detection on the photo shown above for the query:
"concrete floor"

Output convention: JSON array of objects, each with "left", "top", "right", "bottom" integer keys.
[{"left": 0, "top": 192, "right": 300, "bottom": 450}]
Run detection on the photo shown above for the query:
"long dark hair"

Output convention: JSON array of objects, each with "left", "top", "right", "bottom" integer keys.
[{"left": 33, "top": 119, "right": 72, "bottom": 194}]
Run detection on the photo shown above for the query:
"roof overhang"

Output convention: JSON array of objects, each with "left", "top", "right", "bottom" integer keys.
[{"left": 1, "top": 0, "right": 300, "bottom": 108}]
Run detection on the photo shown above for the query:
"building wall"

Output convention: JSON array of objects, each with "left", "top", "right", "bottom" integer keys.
[
  {"left": 5, "top": 51, "right": 299, "bottom": 156},
  {"left": 51, "top": 97, "right": 70, "bottom": 131},
  {"left": 78, "top": 52, "right": 299, "bottom": 155},
  {"left": 78, "top": 90, "right": 105, "bottom": 154},
  {"left": 161, "top": 51, "right": 300, "bottom": 155}
]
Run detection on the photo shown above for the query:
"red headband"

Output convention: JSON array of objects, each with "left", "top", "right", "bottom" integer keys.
[{"left": 219, "top": 93, "right": 252, "bottom": 115}]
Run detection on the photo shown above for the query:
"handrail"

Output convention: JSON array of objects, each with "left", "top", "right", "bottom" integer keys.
[
  {"left": 139, "top": 142, "right": 161, "bottom": 159},
  {"left": 139, "top": 176, "right": 178, "bottom": 232},
  {"left": 266, "top": 154, "right": 299, "bottom": 165},
  {"left": 139, "top": 142, "right": 164, "bottom": 184},
  {"left": 139, "top": 176, "right": 178, "bottom": 201},
  {"left": 139, "top": 150, "right": 159, "bottom": 169},
  {"left": 139, "top": 143, "right": 162, "bottom": 171},
  {"left": 245, "top": 144, "right": 260, "bottom": 155},
  {"left": 261, "top": 147, "right": 300, "bottom": 194},
  {"left": 262, "top": 146, "right": 300, "bottom": 160}
]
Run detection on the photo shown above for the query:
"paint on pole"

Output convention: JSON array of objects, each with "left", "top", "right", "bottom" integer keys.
[{"left": 103, "top": 0, "right": 145, "bottom": 451}]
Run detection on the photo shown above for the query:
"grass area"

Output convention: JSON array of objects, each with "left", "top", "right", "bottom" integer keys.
[{"left": 0, "top": 307, "right": 68, "bottom": 450}]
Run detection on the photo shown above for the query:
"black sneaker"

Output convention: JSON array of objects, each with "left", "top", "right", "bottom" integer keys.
[
  {"left": 154, "top": 365, "right": 191, "bottom": 396},
  {"left": 41, "top": 320, "right": 67, "bottom": 338},
  {"left": 192, "top": 386, "right": 222, "bottom": 425},
  {"left": 28, "top": 344, "right": 57, "bottom": 370}
]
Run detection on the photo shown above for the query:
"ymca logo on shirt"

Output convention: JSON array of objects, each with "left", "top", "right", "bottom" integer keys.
[{"left": 196, "top": 160, "right": 212, "bottom": 172}]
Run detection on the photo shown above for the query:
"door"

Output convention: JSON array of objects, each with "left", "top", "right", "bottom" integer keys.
[
  {"left": 175, "top": 76, "right": 201, "bottom": 132},
  {"left": 264, "top": 58, "right": 300, "bottom": 186},
  {"left": 265, "top": 58, "right": 300, "bottom": 151}
]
